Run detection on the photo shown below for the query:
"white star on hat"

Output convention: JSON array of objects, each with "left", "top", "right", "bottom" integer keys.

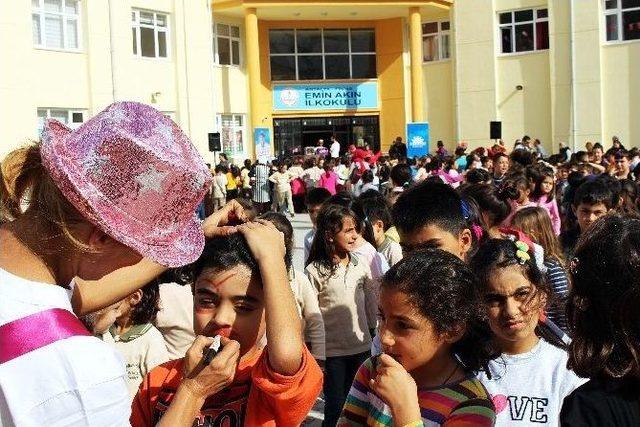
[{"left": 136, "top": 166, "right": 168, "bottom": 193}]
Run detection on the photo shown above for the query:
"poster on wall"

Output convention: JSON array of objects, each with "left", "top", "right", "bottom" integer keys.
[
  {"left": 406, "top": 122, "right": 430, "bottom": 158},
  {"left": 254, "top": 127, "right": 271, "bottom": 163}
]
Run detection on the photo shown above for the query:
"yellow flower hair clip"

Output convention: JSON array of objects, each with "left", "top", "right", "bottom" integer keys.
[{"left": 515, "top": 240, "right": 531, "bottom": 264}]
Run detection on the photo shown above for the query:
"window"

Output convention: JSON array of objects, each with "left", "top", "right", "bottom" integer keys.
[
  {"left": 216, "top": 114, "right": 245, "bottom": 156},
  {"left": 604, "top": 0, "right": 640, "bottom": 42},
  {"left": 422, "top": 21, "right": 450, "bottom": 62},
  {"left": 37, "top": 108, "right": 85, "bottom": 134},
  {"left": 499, "top": 8, "right": 549, "bottom": 54},
  {"left": 132, "top": 10, "right": 169, "bottom": 58},
  {"left": 32, "top": 0, "right": 80, "bottom": 50},
  {"left": 268, "top": 28, "right": 376, "bottom": 81},
  {"left": 214, "top": 23, "right": 241, "bottom": 66}
]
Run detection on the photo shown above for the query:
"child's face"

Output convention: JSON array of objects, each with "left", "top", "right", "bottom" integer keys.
[
  {"left": 378, "top": 289, "right": 452, "bottom": 374},
  {"left": 89, "top": 301, "right": 123, "bottom": 335},
  {"left": 541, "top": 176, "right": 554, "bottom": 195},
  {"left": 484, "top": 159, "right": 493, "bottom": 171},
  {"left": 399, "top": 224, "right": 471, "bottom": 261},
  {"left": 593, "top": 148, "right": 603, "bottom": 161},
  {"left": 308, "top": 204, "right": 323, "bottom": 227},
  {"left": 483, "top": 265, "right": 544, "bottom": 353},
  {"left": 332, "top": 216, "right": 359, "bottom": 253},
  {"left": 193, "top": 266, "right": 265, "bottom": 357},
  {"left": 559, "top": 168, "right": 569, "bottom": 180},
  {"left": 575, "top": 202, "right": 609, "bottom": 232},
  {"left": 495, "top": 157, "right": 509, "bottom": 175},
  {"left": 616, "top": 157, "right": 630, "bottom": 175}
]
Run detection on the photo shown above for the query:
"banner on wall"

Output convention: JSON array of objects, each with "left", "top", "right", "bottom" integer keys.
[
  {"left": 254, "top": 127, "right": 271, "bottom": 163},
  {"left": 273, "top": 82, "right": 378, "bottom": 111},
  {"left": 406, "top": 122, "right": 430, "bottom": 158}
]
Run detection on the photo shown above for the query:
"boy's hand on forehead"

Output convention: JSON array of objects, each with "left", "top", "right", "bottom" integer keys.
[
  {"left": 236, "top": 220, "right": 285, "bottom": 262},
  {"left": 202, "top": 199, "right": 248, "bottom": 238}
]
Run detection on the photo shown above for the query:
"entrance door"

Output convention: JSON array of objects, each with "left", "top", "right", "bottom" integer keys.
[{"left": 273, "top": 115, "right": 380, "bottom": 158}]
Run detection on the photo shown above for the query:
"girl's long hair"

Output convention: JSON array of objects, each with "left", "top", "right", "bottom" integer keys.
[
  {"left": 1, "top": 142, "right": 92, "bottom": 253},
  {"left": 512, "top": 206, "right": 565, "bottom": 265},
  {"left": 531, "top": 166, "right": 556, "bottom": 202},
  {"left": 306, "top": 203, "right": 359, "bottom": 279}
]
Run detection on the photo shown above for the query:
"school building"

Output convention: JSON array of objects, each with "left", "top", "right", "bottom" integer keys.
[{"left": 1, "top": 1, "right": 639, "bottom": 162}]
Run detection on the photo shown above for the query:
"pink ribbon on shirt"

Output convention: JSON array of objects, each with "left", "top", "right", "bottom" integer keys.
[{"left": 0, "top": 308, "right": 90, "bottom": 364}]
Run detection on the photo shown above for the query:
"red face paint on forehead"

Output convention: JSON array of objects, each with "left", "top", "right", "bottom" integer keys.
[{"left": 197, "top": 271, "right": 238, "bottom": 290}]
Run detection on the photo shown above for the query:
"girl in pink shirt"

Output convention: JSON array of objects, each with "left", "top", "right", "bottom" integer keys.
[
  {"left": 530, "top": 167, "right": 561, "bottom": 235},
  {"left": 318, "top": 163, "right": 339, "bottom": 195}
]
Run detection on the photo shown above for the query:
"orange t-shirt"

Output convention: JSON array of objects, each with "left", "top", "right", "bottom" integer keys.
[{"left": 130, "top": 346, "right": 322, "bottom": 427}]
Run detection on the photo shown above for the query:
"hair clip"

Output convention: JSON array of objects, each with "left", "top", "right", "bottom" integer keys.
[
  {"left": 460, "top": 199, "right": 471, "bottom": 220},
  {"left": 514, "top": 240, "right": 531, "bottom": 264},
  {"left": 471, "top": 223, "right": 484, "bottom": 240},
  {"left": 569, "top": 257, "right": 579, "bottom": 275}
]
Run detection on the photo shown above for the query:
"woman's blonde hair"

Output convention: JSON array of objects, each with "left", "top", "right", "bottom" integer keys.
[
  {"left": 1, "top": 142, "right": 91, "bottom": 252},
  {"left": 512, "top": 206, "right": 565, "bottom": 264}
]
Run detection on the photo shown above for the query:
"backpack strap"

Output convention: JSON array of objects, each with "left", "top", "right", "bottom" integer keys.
[{"left": 0, "top": 308, "right": 90, "bottom": 364}]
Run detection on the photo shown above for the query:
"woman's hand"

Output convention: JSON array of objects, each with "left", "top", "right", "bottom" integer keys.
[
  {"left": 202, "top": 199, "right": 247, "bottom": 238},
  {"left": 370, "top": 354, "right": 421, "bottom": 427},
  {"left": 180, "top": 335, "right": 241, "bottom": 400},
  {"left": 236, "top": 220, "right": 285, "bottom": 262}
]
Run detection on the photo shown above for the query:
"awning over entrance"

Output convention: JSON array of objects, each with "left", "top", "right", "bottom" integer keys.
[{"left": 212, "top": 0, "right": 452, "bottom": 20}]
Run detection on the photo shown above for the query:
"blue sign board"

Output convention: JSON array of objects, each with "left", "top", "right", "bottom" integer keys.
[
  {"left": 273, "top": 82, "right": 378, "bottom": 111},
  {"left": 254, "top": 127, "right": 271, "bottom": 163},
  {"left": 406, "top": 122, "right": 430, "bottom": 158}
]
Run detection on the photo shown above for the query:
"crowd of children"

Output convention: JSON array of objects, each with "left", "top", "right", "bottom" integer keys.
[{"left": 1, "top": 102, "right": 640, "bottom": 427}]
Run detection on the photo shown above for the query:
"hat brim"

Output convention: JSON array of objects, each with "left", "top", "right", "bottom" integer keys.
[
  {"left": 41, "top": 119, "right": 205, "bottom": 268},
  {"left": 118, "top": 215, "right": 205, "bottom": 268}
]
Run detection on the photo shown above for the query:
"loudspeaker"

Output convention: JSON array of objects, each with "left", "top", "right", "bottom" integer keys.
[
  {"left": 490, "top": 121, "right": 502, "bottom": 140},
  {"left": 208, "top": 132, "right": 221, "bottom": 152}
]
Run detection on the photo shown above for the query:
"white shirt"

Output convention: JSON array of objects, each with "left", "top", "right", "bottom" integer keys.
[
  {"left": 0, "top": 268, "right": 130, "bottom": 426},
  {"left": 352, "top": 240, "right": 389, "bottom": 283},
  {"left": 330, "top": 141, "right": 341, "bottom": 158},
  {"left": 102, "top": 324, "right": 169, "bottom": 398},
  {"left": 477, "top": 339, "right": 587, "bottom": 426},
  {"left": 289, "top": 270, "right": 325, "bottom": 360},
  {"left": 155, "top": 282, "right": 195, "bottom": 360}
]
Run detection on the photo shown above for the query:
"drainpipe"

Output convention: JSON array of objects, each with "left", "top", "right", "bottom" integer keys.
[
  {"left": 569, "top": 0, "right": 577, "bottom": 152},
  {"left": 108, "top": 0, "right": 118, "bottom": 101},
  {"left": 182, "top": 0, "right": 193, "bottom": 135}
]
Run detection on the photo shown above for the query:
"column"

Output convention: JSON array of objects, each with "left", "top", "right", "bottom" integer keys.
[
  {"left": 244, "top": 7, "right": 261, "bottom": 159},
  {"left": 409, "top": 7, "right": 424, "bottom": 122}
]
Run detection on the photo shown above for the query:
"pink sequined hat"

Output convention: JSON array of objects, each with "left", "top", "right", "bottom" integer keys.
[{"left": 40, "top": 101, "right": 212, "bottom": 267}]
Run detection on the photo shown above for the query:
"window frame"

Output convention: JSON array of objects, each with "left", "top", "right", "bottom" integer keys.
[
  {"left": 498, "top": 7, "right": 549, "bottom": 56},
  {"left": 32, "top": 0, "right": 82, "bottom": 52},
  {"left": 215, "top": 113, "right": 246, "bottom": 156},
  {"left": 603, "top": 0, "right": 640, "bottom": 43},
  {"left": 213, "top": 22, "right": 242, "bottom": 66},
  {"left": 268, "top": 28, "right": 376, "bottom": 82},
  {"left": 37, "top": 107, "right": 86, "bottom": 134},
  {"left": 131, "top": 9, "right": 170, "bottom": 59},
  {"left": 422, "top": 20, "right": 451, "bottom": 63}
]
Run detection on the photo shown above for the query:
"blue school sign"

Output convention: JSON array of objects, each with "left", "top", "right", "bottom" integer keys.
[
  {"left": 272, "top": 82, "right": 378, "bottom": 111},
  {"left": 406, "top": 122, "right": 430, "bottom": 158}
]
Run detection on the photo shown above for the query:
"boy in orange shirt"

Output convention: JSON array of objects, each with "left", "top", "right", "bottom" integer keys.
[{"left": 131, "top": 221, "right": 323, "bottom": 426}]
